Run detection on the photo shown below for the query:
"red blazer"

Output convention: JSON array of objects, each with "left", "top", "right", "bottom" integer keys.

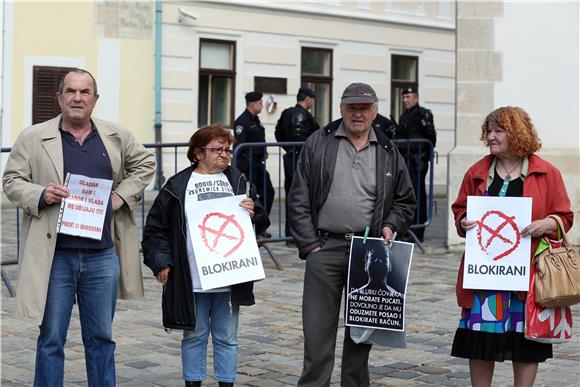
[{"left": 451, "top": 154, "right": 574, "bottom": 308}]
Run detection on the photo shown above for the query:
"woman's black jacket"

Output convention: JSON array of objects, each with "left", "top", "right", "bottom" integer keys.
[{"left": 141, "top": 165, "right": 270, "bottom": 330}]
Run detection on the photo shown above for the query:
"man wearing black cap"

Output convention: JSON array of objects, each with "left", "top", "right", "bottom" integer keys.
[
  {"left": 233, "top": 91, "right": 274, "bottom": 237},
  {"left": 288, "top": 82, "right": 416, "bottom": 387},
  {"left": 397, "top": 86, "right": 435, "bottom": 242},
  {"left": 275, "top": 86, "right": 320, "bottom": 242}
]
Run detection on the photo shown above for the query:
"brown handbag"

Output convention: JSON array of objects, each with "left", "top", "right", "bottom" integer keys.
[{"left": 534, "top": 215, "right": 580, "bottom": 308}]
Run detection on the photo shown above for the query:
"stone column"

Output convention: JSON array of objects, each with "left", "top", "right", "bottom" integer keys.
[
  {"left": 449, "top": 1, "right": 580, "bottom": 247},
  {"left": 448, "top": 2, "right": 503, "bottom": 247}
]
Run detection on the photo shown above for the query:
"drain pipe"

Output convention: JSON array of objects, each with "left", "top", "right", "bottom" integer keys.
[{"left": 154, "top": 0, "right": 165, "bottom": 189}]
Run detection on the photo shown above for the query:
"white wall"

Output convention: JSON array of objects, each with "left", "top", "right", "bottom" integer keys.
[
  {"left": 161, "top": 1, "right": 455, "bottom": 191},
  {"left": 450, "top": 1, "right": 580, "bottom": 246},
  {"left": 494, "top": 2, "right": 579, "bottom": 149}
]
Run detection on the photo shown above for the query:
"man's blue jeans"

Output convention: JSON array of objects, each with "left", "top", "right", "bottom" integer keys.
[
  {"left": 182, "top": 291, "right": 239, "bottom": 383},
  {"left": 34, "top": 248, "right": 120, "bottom": 387}
]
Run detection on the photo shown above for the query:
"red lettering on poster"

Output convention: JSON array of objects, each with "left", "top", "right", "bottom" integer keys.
[
  {"left": 476, "top": 210, "right": 521, "bottom": 261},
  {"left": 198, "top": 212, "right": 244, "bottom": 257}
]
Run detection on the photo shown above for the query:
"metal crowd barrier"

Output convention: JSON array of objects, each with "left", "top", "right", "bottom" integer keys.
[
  {"left": 232, "top": 139, "right": 436, "bottom": 254},
  {"left": 1, "top": 138, "right": 436, "bottom": 295},
  {"left": 232, "top": 142, "right": 304, "bottom": 269},
  {"left": 392, "top": 138, "right": 436, "bottom": 254},
  {"left": 0, "top": 143, "right": 188, "bottom": 297}
]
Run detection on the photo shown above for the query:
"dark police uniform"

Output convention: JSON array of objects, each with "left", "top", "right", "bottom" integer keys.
[
  {"left": 372, "top": 113, "right": 397, "bottom": 140},
  {"left": 233, "top": 99, "right": 274, "bottom": 225},
  {"left": 275, "top": 103, "right": 319, "bottom": 238},
  {"left": 397, "top": 94, "right": 436, "bottom": 242}
]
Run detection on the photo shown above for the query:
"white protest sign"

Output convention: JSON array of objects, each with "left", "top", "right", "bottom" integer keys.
[
  {"left": 464, "top": 196, "right": 532, "bottom": 291},
  {"left": 56, "top": 173, "right": 113, "bottom": 240},
  {"left": 187, "top": 194, "right": 265, "bottom": 290},
  {"left": 346, "top": 237, "right": 414, "bottom": 332}
]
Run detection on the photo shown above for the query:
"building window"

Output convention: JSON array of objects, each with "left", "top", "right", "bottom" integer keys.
[
  {"left": 199, "top": 39, "right": 236, "bottom": 128},
  {"left": 301, "top": 47, "right": 332, "bottom": 127},
  {"left": 32, "top": 66, "right": 75, "bottom": 124},
  {"left": 391, "top": 55, "right": 418, "bottom": 120}
]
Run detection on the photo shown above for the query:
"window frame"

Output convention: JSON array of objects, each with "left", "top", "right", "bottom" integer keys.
[
  {"left": 390, "top": 54, "right": 419, "bottom": 120},
  {"left": 198, "top": 38, "right": 236, "bottom": 128},
  {"left": 301, "top": 47, "right": 333, "bottom": 126}
]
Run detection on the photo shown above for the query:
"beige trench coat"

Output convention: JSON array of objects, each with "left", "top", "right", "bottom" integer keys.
[{"left": 2, "top": 116, "right": 156, "bottom": 324}]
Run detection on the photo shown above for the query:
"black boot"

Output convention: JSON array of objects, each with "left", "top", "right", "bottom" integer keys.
[
  {"left": 185, "top": 381, "right": 201, "bottom": 387},
  {"left": 218, "top": 383, "right": 233, "bottom": 387}
]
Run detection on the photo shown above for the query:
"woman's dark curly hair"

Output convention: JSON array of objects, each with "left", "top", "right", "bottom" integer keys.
[
  {"left": 480, "top": 106, "right": 541, "bottom": 158},
  {"left": 187, "top": 125, "right": 235, "bottom": 163}
]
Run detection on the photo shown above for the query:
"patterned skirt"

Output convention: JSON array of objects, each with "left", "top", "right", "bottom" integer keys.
[{"left": 451, "top": 290, "right": 552, "bottom": 362}]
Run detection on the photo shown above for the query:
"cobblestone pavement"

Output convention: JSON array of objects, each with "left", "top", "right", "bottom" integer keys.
[{"left": 1, "top": 197, "right": 579, "bottom": 386}]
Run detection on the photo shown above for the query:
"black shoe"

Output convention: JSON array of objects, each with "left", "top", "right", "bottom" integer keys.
[
  {"left": 185, "top": 381, "right": 201, "bottom": 387},
  {"left": 218, "top": 383, "right": 233, "bottom": 387},
  {"left": 257, "top": 231, "right": 272, "bottom": 239}
]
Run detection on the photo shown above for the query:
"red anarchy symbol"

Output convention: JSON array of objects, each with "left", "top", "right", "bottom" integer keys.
[
  {"left": 198, "top": 212, "right": 244, "bottom": 257},
  {"left": 475, "top": 210, "right": 521, "bottom": 261}
]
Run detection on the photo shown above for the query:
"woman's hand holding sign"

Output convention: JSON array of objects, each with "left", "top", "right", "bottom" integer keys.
[
  {"left": 239, "top": 197, "right": 255, "bottom": 218},
  {"left": 460, "top": 218, "right": 477, "bottom": 232},
  {"left": 521, "top": 217, "right": 557, "bottom": 238}
]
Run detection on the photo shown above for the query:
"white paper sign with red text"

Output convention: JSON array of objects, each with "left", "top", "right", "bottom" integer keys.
[
  {"left": 464, "top": 196, "right": 532, "bottom": 291},
  {"left": 56, "top": 173, "right": 113, "bottom": 240},
  {"left": 186, "top": 194, "right": 265, "bottom": 290}
]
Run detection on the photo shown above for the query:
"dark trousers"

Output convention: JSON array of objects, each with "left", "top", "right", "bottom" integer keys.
[
  {"left": 283, "top": 152, "right": 299, "bottom": 237},
  {"left": 298, "top": 239, "right": 372, "bottom": 387},
  {"left": 248, "top": 160, "right": 274, "bottom": 216},
  {"left": 407, "top": 154, "right": 428, "bottom": 241}
]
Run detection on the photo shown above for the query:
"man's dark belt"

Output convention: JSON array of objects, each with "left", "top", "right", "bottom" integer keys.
[{"left": 317, "top": 230, "right": 366, "bottom": 241}]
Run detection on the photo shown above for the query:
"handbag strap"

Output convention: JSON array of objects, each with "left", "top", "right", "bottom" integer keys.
[{"left": 547, "top": 214, "right": 570, "bottom": 247}]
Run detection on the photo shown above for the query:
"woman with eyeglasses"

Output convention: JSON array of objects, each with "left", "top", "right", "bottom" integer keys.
[{"left": 142, "top": 125, "right": 269, "bottom": 387}]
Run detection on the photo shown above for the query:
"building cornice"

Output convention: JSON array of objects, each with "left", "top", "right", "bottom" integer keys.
[{"left": 199, "top": 1, "right": 456, "bottom": 31}]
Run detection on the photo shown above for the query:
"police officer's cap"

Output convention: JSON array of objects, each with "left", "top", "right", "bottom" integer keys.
[
  {"left": 245, "top": 91, "right": 263, "bottom": 102},
  {"left": 298, "top": 86, "right": 315, "bottom": 98},
  {"left": 401, "top": 86, "right": 418, "bottom": 95}
]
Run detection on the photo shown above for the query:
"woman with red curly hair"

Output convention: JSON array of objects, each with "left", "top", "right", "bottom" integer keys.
[{"left": 450, "top": 107, "right": 573, "bottom": 386}]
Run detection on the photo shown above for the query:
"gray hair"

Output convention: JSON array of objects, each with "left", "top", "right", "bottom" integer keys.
[{"left": 58, "top": 69, "right": 98, "bottom": 95}]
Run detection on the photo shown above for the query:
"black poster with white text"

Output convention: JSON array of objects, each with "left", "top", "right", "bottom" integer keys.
[{"left": 346, "top": 237, "right": 414, "bottom": 331}]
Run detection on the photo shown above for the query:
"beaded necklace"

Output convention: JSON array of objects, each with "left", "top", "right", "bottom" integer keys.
[{"left": 498, "top": 159, "right": 521, "bottom": 197}]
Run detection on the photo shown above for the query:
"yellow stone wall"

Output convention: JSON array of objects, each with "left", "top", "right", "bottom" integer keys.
[{"left": 5, "top": 1, "right": 155, "bottom": 143}]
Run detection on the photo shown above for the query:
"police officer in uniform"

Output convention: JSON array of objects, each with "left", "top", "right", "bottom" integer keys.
[
  {"left": 397, "top": 86, "right": 436, "bottom": 242},
  {"left": 275, "top": 86, "right": 319, "bottom": 241},
  {"left": 373, "top": 113, "right": 397, "bottom": 140},
  {"left": 234, "top": 91, "right": 274, "bottom": 237}
]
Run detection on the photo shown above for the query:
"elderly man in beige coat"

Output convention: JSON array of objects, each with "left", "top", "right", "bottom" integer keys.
[{"left": 2, "top": 69, "right": 156, "bottom": 387}]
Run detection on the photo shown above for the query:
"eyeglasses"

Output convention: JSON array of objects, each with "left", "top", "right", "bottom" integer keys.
[{"left": 202, "top": 146, "right": 233, "bottom": 156}]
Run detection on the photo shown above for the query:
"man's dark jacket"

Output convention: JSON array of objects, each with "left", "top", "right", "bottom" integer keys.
[
  {"left": 141, "top": 165, "right": 270, "bottom": 330},
  {"left": 233, "top": 109, "right": 266, "bottom": 173},
  {"left": 275, "top": 104, "right": 319, "bottom": 151},
  {"left": 288, "top": 119, "right": 417, "bottom": 259},
  {"left": 397, "top": 104, "right": 436, "bottom": 158}
]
